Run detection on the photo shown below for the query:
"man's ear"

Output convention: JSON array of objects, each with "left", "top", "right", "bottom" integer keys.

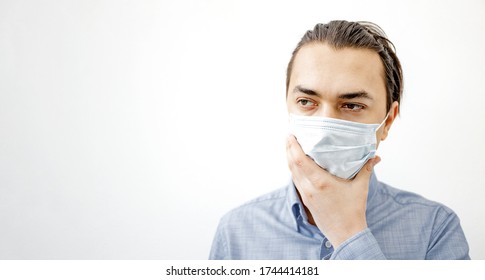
[{"left": 380, "top": 101, "right": 399, "bottom": 141}]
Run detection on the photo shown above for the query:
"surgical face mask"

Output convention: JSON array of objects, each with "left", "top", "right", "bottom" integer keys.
[{"left": 289, "top": 113, "right": 388, "bottom": 180}]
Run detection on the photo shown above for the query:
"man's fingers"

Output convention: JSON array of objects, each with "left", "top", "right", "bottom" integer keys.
[
  {"left": 286, "top": 134, "right": 307, "bottom": 179},
  {"left": 286, "top": 134, "right": 332, "bottom": 187},
  {"left": 286, "top": 134, "right": 303, "bottom": 166},
  {"left": 353, "top": 155, "right": 381, "bottom": 184}
]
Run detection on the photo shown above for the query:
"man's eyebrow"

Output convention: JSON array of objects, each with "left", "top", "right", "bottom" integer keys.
[
  {"left": 338, "top": 91, "right": 373, "bottom": 100},
  {"left": 293, "top": 85, "right": 321, "bottom": 97},
  {"left": 293, "top": 86, "right": 373, "bottom": 101}
]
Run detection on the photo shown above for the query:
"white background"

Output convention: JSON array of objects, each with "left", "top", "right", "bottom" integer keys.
[{"left": 0, "top": 0, "right": 484, "bottom": 259}]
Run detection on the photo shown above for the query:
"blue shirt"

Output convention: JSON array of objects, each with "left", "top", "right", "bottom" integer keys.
[{"left": 209, "top": 173, "right": 470, "bottom": 259}]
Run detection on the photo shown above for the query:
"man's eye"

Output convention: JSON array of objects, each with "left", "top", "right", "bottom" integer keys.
[
  {"left": 297, "top": 99, "right": 317, "bottom": 107},
  {"left": 342, "top": 103, "right": 365, "bottom": 111}
]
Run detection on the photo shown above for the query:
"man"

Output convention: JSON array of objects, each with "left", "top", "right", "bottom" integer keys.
[{"left": 209, "top": 20, "right": 469, "bottom": 259}]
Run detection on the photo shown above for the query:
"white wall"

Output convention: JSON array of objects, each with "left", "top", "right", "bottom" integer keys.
[{"left": 1, "top": 0, "right": 484, "bottom": 259}]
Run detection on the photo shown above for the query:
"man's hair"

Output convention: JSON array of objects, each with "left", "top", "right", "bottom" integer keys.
[{"left": 286, "top": 20, "right": 403, "bottom": 112}]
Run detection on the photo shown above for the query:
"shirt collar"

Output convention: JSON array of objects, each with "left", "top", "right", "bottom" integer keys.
[{"left": 286, "top": 172, "right": 379, "bottom": 231}]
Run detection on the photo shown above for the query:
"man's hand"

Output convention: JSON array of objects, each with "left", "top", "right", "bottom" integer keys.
[{"left": 286, "top": 134, "right": 381, "bottom": 248}]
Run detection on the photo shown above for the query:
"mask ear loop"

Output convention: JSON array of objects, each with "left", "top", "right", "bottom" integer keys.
[{"left": 376, "top": 111, "right": 391, "bottom": 131}]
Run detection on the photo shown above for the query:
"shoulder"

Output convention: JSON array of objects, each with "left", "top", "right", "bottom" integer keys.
[
  {"left": 377, "top": 181, "right": 454, "bottom": 212},
  {"left": 372, "top": 180, "right": 459, "bottom": 227},
  {"left": 374, "top": 181, "right": 469, "bottom": 259}
]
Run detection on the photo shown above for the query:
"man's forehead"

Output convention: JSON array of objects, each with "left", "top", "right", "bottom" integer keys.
[
  {"left": 290, "top": 43, "right": 387, "bottom": 100},
  {"left": 293, "top": 43, "right": 384, "bottom": 76}
]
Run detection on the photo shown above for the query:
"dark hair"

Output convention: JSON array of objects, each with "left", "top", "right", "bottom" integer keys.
[{"left": 286, "top": 20, "right": 403, "bottom": 112}]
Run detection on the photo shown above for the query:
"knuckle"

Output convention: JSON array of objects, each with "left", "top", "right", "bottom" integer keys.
[
  {"left": 306, "top": 188, "right": 319, "bottom": 199},
  {"left": 309, "top": 172, "right": 325, "bottom": 186},
  {"left": 289, "top": 154, "right": 305, "bottom": 168},
  {"left": 365, "top": 162, "right": 373, "bottom": 172},
  {"left": 295, "top": 156, "right": 304, "bottom": 167},
  {"left": 313, "top": 179, "right": 326, "bottom": 190},
  {"left": 306, "top": 174, "right": 326, "bottom": 191}
]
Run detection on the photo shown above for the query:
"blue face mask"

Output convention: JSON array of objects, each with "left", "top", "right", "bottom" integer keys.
[{"left": 289, "top": 113, "right": 388, "bottom": 179}]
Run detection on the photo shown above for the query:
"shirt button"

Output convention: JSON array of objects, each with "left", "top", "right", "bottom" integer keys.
[{"left": 324, "top": 240, "right": 332, "bottom": 248}]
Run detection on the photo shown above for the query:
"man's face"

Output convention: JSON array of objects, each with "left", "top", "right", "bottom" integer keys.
[{"left": 286, "top": 43, "right": 398, "bottom": 145}]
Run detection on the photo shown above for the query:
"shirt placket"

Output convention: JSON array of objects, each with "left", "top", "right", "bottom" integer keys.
[{"left": 320, "top": 237, "right": 334, "bottom": 260}]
